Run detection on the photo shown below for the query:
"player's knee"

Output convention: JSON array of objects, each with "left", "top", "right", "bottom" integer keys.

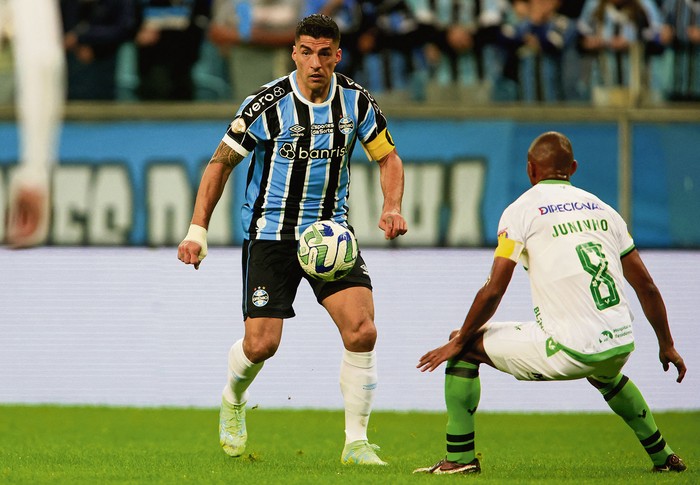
[
  {"left": 244, "top": 338, "right": 279, "bottom": 363},
  {"left": 456, "top": 330, "right": 490, "bottom": 366},
  {"left": 343, "top": 319, "right": 377, "bottom": 352}
]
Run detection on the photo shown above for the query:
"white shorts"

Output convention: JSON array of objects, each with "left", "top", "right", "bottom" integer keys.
[{"left": 482, "top": 321, "right": 630, "bottom": 382}]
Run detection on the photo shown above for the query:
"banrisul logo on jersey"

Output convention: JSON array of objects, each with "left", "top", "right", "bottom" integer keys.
[
  {"left": 278, "top": 143, "right": 348, "bottom": 160},
  {"left": 338, "top": 117, "right": 354, "bottom": 134}
]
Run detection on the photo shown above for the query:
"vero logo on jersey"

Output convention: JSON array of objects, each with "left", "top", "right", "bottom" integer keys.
[{"left": 243, "top": 86, "right": 287, "bottom": 119}]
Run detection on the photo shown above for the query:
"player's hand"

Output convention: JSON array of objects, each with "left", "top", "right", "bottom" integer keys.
[
  {"left": 6, "top": 185, "right": 49, "bottom": 248},
  {"left": 178, "top": 240, "right": 204, "bottom": 270},
  {"left": 177, "top": 224, "right": 208, "bottom": 270},
  {"left": 417, "top": 338, "right": 463, "bottom": 373},
  {"left": 660, "top": 347, "right": 686, "bottom": 383},
  {"left": 379, "top": 211, "right": 407, "bottom": 240}
]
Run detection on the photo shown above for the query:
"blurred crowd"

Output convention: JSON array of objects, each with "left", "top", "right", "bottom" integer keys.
[{"left": 1, "top": 0, "right": 699, "bottom": 105}]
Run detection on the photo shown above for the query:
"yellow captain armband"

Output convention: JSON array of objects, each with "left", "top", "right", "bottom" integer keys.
[
  {"left": 362, "top": 128, "right": 396, "bottom": 161},
  {"left": 494, "top": 232, "right": 524, "bottom": 263}
]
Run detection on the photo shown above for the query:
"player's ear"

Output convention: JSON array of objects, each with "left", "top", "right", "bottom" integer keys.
[
  {"left": 526, "top": 159, "right": 535, "bottom": 183},
  {"left": 292, "top": 44, "right": 297, "bottom": 62},
  {"left": 336, "top": 47, "right": 342, "bottom": 64},
  {"left": 570, "top": 159, "right": 578, "bottom": 177}
]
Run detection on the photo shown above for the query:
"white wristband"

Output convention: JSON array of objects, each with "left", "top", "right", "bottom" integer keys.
[
  {"left": 11, "top": 165, "right": 50, "bottom": 192},
  {"left": 184, "top": 224, "right": 208, "bottom": 260}
]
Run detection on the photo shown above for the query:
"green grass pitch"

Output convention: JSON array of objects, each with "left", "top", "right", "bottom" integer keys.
[{"left": 0, "top": 406, "right": 696, "bottom": 484}]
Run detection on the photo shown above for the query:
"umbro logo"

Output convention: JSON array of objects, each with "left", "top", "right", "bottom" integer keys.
[{"left": 289, "top": 124, "right": 305, "bottom": 137}]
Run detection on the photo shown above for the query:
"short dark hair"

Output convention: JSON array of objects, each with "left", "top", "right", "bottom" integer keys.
[{"left": 295, "top": 14, "right": 340, "bottom": 43}]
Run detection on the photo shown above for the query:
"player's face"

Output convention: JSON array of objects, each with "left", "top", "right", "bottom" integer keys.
[{"left": 292, "top": 35, "right": 341, "bottom": 103}]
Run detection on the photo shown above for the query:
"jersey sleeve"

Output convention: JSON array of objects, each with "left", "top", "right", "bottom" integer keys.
[
  {"left": 220, "top": 79, "right": 292, "bottom": 157},
  {"left": 222, "top": 115, "right": 259, "bottom": 157},
  {"left": 494, "top": 206, "right": 525, "bottom": 263},
  {"left": 608, "top": 204, "right": 635, "bottom": 256},
  {"left": 362, "top": 128, "right": 396, "bottom": 161},
  {"left": 356, "top": 89, "right": 394, "bottom": 161}
]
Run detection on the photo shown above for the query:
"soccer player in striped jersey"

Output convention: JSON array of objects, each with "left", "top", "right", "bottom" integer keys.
[
  {"left": 2, "top": 0, "right": 65, "bottom": 247},
  {"left": 178, "top": 14, "right": 407, "bottom": 464},
  {"left": 415, "top": 131, "right": 687, "bottom": 475}
]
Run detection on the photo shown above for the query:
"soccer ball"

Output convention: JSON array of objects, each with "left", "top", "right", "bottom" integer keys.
[{"left": 297, "top": 220, "right": 359, "bottom": 281}]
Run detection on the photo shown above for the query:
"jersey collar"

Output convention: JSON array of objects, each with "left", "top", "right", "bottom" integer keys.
[
  {"left": 289, "top": 70, "right": 337, "bottom": 107},
  {"left": 538, "top": 179, "right": 572, "bottom": 186}
]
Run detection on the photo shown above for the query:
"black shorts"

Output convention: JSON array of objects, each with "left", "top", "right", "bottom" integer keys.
[{"left": 241, "top": 239, "right": 373, "bottom": 319}]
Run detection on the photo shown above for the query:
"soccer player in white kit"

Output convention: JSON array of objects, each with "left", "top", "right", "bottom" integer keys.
[
  {"left": 1, "top": 0, "right": 65, "bottom": 247},
  {"left": 415, "top": 131, "right": 687, "bottom": 475}
]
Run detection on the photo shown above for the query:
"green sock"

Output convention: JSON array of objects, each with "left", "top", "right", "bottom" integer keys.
[
  {"left": 597, "top": 374, "right": 674, "bottom": 466},
  {"left": 444, "top": 360, "right": 480, "bottom": 464}
]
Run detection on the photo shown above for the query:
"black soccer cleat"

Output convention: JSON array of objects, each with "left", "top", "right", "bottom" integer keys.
[
  {"left": 653, "top": 454, "right": 687, "bottom": 472},
  {"left": 413, "top": 458, "right": 481, "bottom": 475}
]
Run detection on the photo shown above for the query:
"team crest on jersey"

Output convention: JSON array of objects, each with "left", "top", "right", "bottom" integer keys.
[
  {"left": 231, "top": 117, "right": 247, "bottom": 134},
  {"left": 252, "top": 287, "right": 269, "bottom": 307},
  {"left": 289, "top": 124, "right": 305, "bottom": 137},
  {"left": 338, "top": 117, "right": 354, "bottom": 134}
]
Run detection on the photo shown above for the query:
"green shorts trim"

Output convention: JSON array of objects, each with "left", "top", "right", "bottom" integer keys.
[{"left": 561, "top": 342, "right": 636, "bottom": 364}]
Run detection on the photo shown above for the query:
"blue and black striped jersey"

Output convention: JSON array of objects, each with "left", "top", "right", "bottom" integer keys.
[{"left": 222, "top": 70, "right": 396, "bottom": 241}]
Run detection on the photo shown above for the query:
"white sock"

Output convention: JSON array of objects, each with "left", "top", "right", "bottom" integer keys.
[
  {"left": 222, "top": 339, "right": 263, "bottom": 405},
  {"left": 339, "top": 349, "right": 377, "bottom": 444}
]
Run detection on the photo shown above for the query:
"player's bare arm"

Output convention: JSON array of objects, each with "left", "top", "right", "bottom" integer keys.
[
  {"left": 209, "top": 140, "right": 245, "bottom": 170},
  {"left": 417, "top": 257, "right": 516, "bottom": 372},
  {"left": 178, "top": 142, "right": 243, "bottom": 270},
  {"left": 621, "top": 249, "right": 686, "bottom": 382},
  {"left": 376, "top": 149, "right": 408, "bottom": 240},
  {"left": 190, "top": 142, "right": 242, "bottom": 227}
]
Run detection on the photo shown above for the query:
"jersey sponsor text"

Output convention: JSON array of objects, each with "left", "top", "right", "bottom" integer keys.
[
  {"left": 539, "top": 201, "right": 602, "bottom": 215},
  {"left": 278, "top": 142, "right": 349, "bottom": 161}
]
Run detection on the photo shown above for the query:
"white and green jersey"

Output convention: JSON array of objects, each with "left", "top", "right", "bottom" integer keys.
[{"left": 497, "top": 180, "right": 636, "bottom": 363}]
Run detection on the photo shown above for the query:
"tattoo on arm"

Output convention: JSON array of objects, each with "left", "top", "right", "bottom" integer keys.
[{"left": 209, "top": 142, "right": 244, "bottom": 169}]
